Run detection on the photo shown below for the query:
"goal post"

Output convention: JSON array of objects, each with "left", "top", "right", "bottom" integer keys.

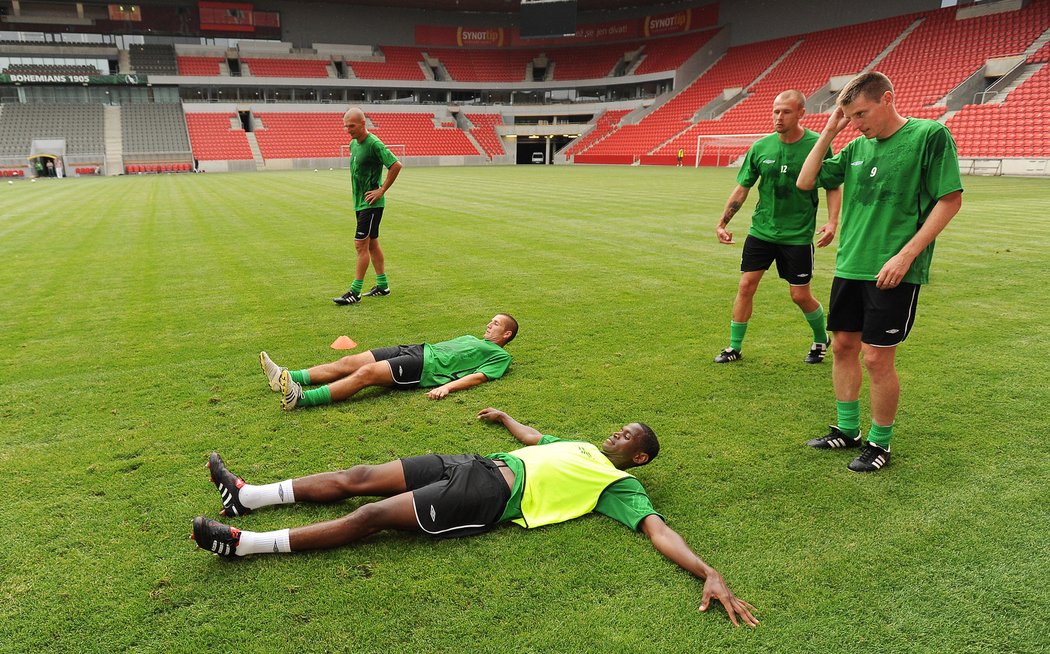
[{"left": 694, "top": 134, "right": 766, "bottom": 168}]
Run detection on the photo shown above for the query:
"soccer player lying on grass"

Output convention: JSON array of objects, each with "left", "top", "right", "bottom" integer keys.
[
  {"left": 191, "top": 408, "right": 759, "bottom": 627},
  {"left": 260, "top": 314, "right": 517, "bottom": 410}
]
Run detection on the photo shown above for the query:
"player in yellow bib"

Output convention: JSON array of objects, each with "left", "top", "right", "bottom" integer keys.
[{"left": 191, "top": 408, "right": 759, "bottom": 627}]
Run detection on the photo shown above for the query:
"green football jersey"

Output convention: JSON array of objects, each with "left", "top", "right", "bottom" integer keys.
[
  {"left": 420, "top": 335, "right": 511, "bottom": 387},
  {"left": 816, "top": 119, "right": 963, "bottom": 285},
  {"left": 348, "top": 133, "right": 399, "bottom": 212},
  {"left": 737, "top": 129, "right": 834, "bottom": 245}
]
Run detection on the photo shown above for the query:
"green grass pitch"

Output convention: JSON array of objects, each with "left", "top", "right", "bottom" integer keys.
[{"left": 0, "top": 166, "right": 1047, "bottom": 653}]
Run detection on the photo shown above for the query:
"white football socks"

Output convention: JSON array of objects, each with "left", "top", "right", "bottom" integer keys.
[
  {"left": 235, "top": 528, "right": 291, "bottom": 556},
  {"left": 239, "top": 480, "right": 295, "bottom": 510}
]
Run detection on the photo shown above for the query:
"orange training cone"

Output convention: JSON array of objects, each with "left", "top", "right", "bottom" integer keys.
[{"left": 330, "top": 335, "right": 357, "bottom": 350}]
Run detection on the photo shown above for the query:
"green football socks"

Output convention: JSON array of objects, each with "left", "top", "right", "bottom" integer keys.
[
  {"left": 804, "top": 305, "right": 828, "bottom": 343},
  {"left": 300, "top": 385, "right": 332, "bottom": 407},
  {"left": 729, "top": 321, "right": 748, "bottom": 352},
  {"left": 836, "top": 400, "right": 861, "bottom": 439},
  {"left": 290, "top": 369, "right": 310, "bottom": 385},
  {"left": 376, "top": 273, "right": 388, "bottom": 289},
  {"left": 867, "top": 423, "right": 894, "bottom": 449},
  {"left": 350, "top": 279, "right": 363, "bottom": 294}
]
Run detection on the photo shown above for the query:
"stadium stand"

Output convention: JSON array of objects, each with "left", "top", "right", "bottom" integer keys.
[
  {"left": 464, "top": 113, "right": 507, "bottom": 159},
  {"left": 250, "top": 111, "right": 483, "bottom": 160},
  {"left": 345, "top": 46, "right": 427, "bottom": 80},
  {"left": 580, "top": 37, "right": 796, "bottom": 161},
  {"left": 429, "top": 47, "right": 538, "bottom": 82},
  {"left": 367, "top": 113, "right": 479, "bottom": 157},
  {"left": 563, "top": 109, "right": 632, "bottom": 158},
  {"left": 184, "top": 113, "right": 254, "bottom": 161},
  {"left": 633, "top": 30, "right": 719, "bottom": 75},
  {"left": 0, "top": 103, "right": 105, "bottom": 156},
  {"left": 253, "top": 112, "right": 346, "bottom": 159},
  {"left": 873, "top": 3, "right": 1050, "bottom": 120},
  {"left": 241, "top": 57, "right": 333, "bottom": 78},
  {"left": 122, "top": 104, "right": 193, "bottom": 168},
  {"left": 3, "top": 63, "right": 102, "bottom": 75},
  {"left": 128, "top": 43, "right": 178, "bottom": 75},
  {"left": 720, "top": 15, "right": 915, "bottom": 133},
  {"left": 946, "top": 63, "right": 1050, "bottom": 158},
  {"left": 1029, "top": 41, "right": 1050, "bottom": 64},
  {"left": 581, "top": 3, "right": 1050, "bottom": 166},
  {"left": 177, "top": 56, "right": 226, "bottom": 76},
  {"left": 547, "top": 44, "right": 629, "bottom": 80},
  {"left": 5, "top": 1, "right": 1047, "bottom": 171}
]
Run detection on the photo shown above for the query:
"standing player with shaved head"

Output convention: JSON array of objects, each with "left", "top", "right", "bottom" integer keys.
[
  {"left": 797, "top": 72, "right": 963, "bottom": 472},
  {"left": 334, "top": 107, "right": 403, "bottom": 305},
  {"left": 712, "top": 90, "right": 841, "bottom": 365}
]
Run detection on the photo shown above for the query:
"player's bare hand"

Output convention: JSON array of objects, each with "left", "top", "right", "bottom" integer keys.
[
  {"left": 876, "top": 253, "right": 913, "bottom": 289},
  {"left": 364, "top": 188, "right": 384, "bottom": 204},
  {"left": 716, "top": 225, "right": 735, "bottom": 244},
  {"left": 824, "top": 107, "right": 849, "bottom": 136},
  {"left": 699, "top": 573, "right": 760, "bottom": 628},
  {"left": 815, "top": 222, "right": 836, "bottom": 248},
  {"left": 477, "top": 407, "right": 507, "bottom": 423},
  {"left": 426, "top": 386, "right": 450, "bottom": 400}
]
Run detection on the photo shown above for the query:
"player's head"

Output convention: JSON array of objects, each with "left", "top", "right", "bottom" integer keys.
[
  {"left": 602, "top": 422, "right": 660, "bottom": 469},
  {"left": 343, "top": 107, "right": 368, "bottom": 141},
  {"left": 837, "top": 72, "right": 900, "bottom": 139},
  {"left": 772, "top": 90, "right": 806, "bottom": 134},
  {"left": 485, "top": 313, "right": 519, "bottom": 346}
]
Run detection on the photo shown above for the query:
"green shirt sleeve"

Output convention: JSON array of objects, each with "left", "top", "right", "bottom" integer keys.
[
  {"left": 819, "top": 144, "right": 840, "bottom": 190},
  {"left": 374, "top": 138, "right": 399, "bottom": 169},
  {"left": 474, "top": 348, "right": 511, "bottom": 381},
  {"left": 736, "top": 145, "right": 759, "bottom": 188},
  {"left": 593, "top": 477, "right": 663, "bottom": 531},
  {"left": 816, "top": 142, "right": 848, "bottom": 191},
  {"left": 921, "top": 124, "right": 963, "bottom": 207}
]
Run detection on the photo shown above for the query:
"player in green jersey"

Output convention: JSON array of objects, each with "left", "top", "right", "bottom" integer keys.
[
  {"left": 191, "top": 408, "right": 759, "bottom": 627},
  {"left": 333, "top": 107, "right": 403, "bottom": 306},
  {"left": 260, "top": 314, "right": 517, "bottom": 410},
  {"left": 714, "top": 90, "right": 841, "bottom": 364},
  {"left": 797, "top": 72, "right": 963, "bottom": 472}
]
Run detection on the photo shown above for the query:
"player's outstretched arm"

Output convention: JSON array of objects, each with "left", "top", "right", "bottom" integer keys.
[
  {"left": 477, "top": 408, "right": 543, "bottom": 445},
  {"left": 716, "top": 185, "right": 750, "bottom": 244},
  {"left": 426, "top": 372, "right": 488, "bottom": 400},
  {"left": 640, "top": 514, "right": 759, "bottom": 628}
]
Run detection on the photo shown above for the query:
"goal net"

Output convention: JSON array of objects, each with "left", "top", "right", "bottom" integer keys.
[{"left": 694, "top": 134, "right": 765, "bottom": 168}]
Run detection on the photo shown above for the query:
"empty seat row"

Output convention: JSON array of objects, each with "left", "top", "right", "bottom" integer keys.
[{"left": 126, "top": 163, "right": 193, "bottom": 173}]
